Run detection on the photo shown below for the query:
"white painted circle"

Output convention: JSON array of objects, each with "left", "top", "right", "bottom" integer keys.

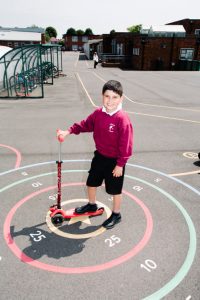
[{"left": 183, "top": 152, "right": 198, "bottom": 159}]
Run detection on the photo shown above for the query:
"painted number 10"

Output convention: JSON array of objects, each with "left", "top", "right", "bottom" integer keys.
[{"left": 140, "top": 259, "right": 157, "bottom": 272}]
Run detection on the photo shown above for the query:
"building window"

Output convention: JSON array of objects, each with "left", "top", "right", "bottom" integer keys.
[
  {"left": 72, "top": 36, "right": 78, "bottom": 42},
  {"left": 72, "top": 45, "right": 78, "bottom": 51},
  {"left": 14, "top": 42, "right": 19, "bottom": 47},
  {"left": 111, "top": 39, "right": 116, "bottom": 54},
  {"left": 180, "top": 48, "right": 194, "bottom": 60},
  {"left": 133, "top": 48, "right": 140, "bottom": 55},
  {"left": 195, "top": 29, "right": 200, "bottom": 35},
  {"left": 82, "top": 36, "right": 88, "bottom": 42},
  {"left": 116, "top": 43, "right": 123, "bottom": 55}
]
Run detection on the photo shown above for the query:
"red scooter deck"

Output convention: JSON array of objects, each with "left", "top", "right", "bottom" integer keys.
[{"left": 50, "top": 206, "right": 104, "bottom": 219}]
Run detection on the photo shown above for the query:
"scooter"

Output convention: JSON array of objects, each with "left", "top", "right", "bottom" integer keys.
[{"left": 49, "top": 131, "right": 104, "bottom": 226}]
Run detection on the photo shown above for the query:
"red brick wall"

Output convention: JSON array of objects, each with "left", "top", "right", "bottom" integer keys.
[{"left": 130, "top": 35, "right": 200, "bottom": 70}]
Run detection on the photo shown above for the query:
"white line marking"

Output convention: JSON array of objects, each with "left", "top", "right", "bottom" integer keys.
[
  {"left": 186, "top": 296, "right": 192, "bottom": 300},
  {"left": 93, "top": 72, "right": 200, "bottom": 113},
  {"left": 169, "top": 170, "right": 200, "bottom": 177},
  {"left": 78, "top": 71, "right": 200, "bottom": 125},
  {"left": 76, "top": 72, "right": 98, "bottom": 107},
  {"left": 74, "top": 53, "right": 79, "bottom": 68},
  {"left": 126, "top": 110, "right": 200, "bottom": 124}
]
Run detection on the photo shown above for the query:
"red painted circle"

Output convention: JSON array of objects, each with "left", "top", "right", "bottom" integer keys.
[{"left": 4, "top": 182, "right": 153, "bottom": 273}]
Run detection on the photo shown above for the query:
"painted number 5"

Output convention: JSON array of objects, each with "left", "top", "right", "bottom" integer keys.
[{"left": 105, "top": 235, "right": 121, "bottom": 247}]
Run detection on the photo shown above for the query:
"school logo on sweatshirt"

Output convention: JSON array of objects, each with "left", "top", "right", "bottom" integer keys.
[{"left": 108, "top": 123, "right": 115, "bottom": 132}]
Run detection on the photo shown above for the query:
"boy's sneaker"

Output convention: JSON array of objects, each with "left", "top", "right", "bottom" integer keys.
[
  {"left": 75, "top": 203, "right": 97, "bottom": 214},
  {"left": 102, "top": 212, "right": 121, "bottom": 229}
]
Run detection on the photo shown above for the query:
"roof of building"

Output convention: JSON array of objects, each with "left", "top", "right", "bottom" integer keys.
[
  {"left": 87, "top": 38, "right": 103, "bottom": 45},
  {"left": 0, "top": 45, "right": 12, "bottom": 58},
  {"left": 141, "top": 25, "right": 185, "bottom": 33},
  {"left": 0, "top": 30, "right": 42, "bottom": 41},
  {"left": 151, "top": 25, "right": 185, "bottom": 32},
  {"left": 0, "top": 26, "right": 45, "bottom": 33}
]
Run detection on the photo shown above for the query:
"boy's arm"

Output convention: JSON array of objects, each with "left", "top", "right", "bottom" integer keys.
[
  {"left": 112, "top": 165, "right": 123, "bottom": 177},
  {"left": 57, "top": 129, "right": 70, "bottom": 141},
  {"left": 56, "top": 110, "right": 98, "bottom": 141},
  {"left": 117, "top": 119, "right": 133, "bottom": 167}
]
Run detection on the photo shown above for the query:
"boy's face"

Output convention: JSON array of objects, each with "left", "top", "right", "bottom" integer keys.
[{"left": 102, "top": 90, "right": 123, "bottom": 113}]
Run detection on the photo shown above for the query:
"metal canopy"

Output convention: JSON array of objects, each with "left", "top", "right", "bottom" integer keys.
[{"left": 0, "top": 44, "right": 62, "bottom": 98}]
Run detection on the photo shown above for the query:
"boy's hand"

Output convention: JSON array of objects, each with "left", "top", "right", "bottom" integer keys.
[
  {"left": 56, "top": 129, "right": 70, "bottom": 142},
  {"left": 112, "top": 165, "right": 123, "bottom": 177}
]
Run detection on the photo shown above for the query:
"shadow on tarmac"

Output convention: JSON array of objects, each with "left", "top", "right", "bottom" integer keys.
[
  {"left": 193, "top": 160, "right": 200, "bottom": 168},
  {"left": 78, "top": 53, "right": 88, "bottom": 61},
  {"left": 10, "top": 221, "right": 102, "bottom": 260}
]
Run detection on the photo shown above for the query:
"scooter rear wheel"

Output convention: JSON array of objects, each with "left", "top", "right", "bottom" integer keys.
[{"left": 51, "top": 214, "right": 64, "bottom": 226}]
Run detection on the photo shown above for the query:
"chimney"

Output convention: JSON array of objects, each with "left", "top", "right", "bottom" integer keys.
[{"left": 41, "top": 33, "right": 46, "bottom": 44}]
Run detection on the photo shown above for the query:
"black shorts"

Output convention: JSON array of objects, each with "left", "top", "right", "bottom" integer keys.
[{"left": 86, "top": 151, "right": 125, "bottom": 195}]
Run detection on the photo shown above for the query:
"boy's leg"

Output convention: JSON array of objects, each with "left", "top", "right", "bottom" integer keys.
[
  {"left": 87, "top": 186, "right": 97, "bottom": 204},
  {"left": 102, "top": 194, "right": 122, "bottom": 229},
  {"left": 112, "top": 194, "right": 122, "bottom": 213},
  {"left": 75, "top": 186, "right": 98, "bottom": 214}
]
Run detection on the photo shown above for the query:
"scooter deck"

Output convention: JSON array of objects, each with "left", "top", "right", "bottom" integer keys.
[{"left": 50, "top": 207, "right": 104, "bottom": 219}]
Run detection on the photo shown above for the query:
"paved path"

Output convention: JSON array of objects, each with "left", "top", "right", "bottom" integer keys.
[{"left": 0, "top": 52, "right": 200, "bottom": 299}]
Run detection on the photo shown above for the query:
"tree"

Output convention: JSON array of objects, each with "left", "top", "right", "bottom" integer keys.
[
  {"left": 58, "top": 39, "right": 65, "bottom": 46},
  {"left": 66, "top": 27, "right": 77, "bottom": 35},
  {"left": 45, "top": 26, "right": 57, "bottom": 38},
  {"left": 76, "top": 29, "right": 84, "bottom": 35},
  {"left": 84, "top": 28, "right": 93, "bottom": 35},
  {"left": 29, "top": 24, "right": 39, "bottom": 28},
  {"left": 127, "top": 24, "right": 142, "bottom": 33},
  {"left": 110, "top": 29, "right": 116, "bottom": 34},
  {"left": 45, "top": 33, "right": 50, "bottom": 42}
]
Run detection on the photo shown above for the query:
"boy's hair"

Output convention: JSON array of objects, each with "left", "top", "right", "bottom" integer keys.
[{"left": 102, "top": 80, "right": 123, "bottom": 97}]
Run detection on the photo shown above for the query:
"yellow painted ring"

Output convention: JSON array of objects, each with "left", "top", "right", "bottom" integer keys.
[{"left": 46, "top": 199, "right": 111, "bottom": 239}]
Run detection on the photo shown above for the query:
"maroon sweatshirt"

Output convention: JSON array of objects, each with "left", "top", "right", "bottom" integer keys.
[{"left": 68, "top": 107, "right": 133, "bottom": 167}]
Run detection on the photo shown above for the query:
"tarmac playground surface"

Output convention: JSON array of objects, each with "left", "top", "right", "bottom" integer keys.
[{"left": 0, "top": 52, "right": 200, "bottom": 299}]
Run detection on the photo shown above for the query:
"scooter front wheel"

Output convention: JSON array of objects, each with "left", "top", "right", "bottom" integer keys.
[{"left": 51, "top": 214, "right": 64, "bottom": 226}]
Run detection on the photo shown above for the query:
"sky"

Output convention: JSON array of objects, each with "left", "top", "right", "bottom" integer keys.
[{"left": 1, "top": 0, "right": 200, "bottom": 38}]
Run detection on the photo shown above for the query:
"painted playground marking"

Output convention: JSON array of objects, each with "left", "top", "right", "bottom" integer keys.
[
  {"left": 1, "top": 160, "right": 198, "bottom": 298},
  {"left": 3, "top": 180, "right": 153, "bottom": 273},
  {"left": 0, "top": 144, "right": 22, "bottom": 169},
  {"left": 46, "top": 197, "right": 110, "bottom": 239}
]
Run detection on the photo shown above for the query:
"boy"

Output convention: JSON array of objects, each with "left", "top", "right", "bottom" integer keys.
[{"left": 57, "top": 80, "right": 133, "bottom": 229}]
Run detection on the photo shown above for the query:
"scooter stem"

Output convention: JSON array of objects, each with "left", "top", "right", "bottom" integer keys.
[
  {"left": 58, "top": 142, "right": 61, "bottom": 162},
  {"left": 57, "top": 142, "right": 63, "bottom": 209}
]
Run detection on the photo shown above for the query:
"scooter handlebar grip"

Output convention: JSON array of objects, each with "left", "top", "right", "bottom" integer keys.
[
  {"left": 58, "top": 134, "right": 64, "bottom": 143},
  {"left": 57, "top": 129, "right": 64, "bottom": 143}
]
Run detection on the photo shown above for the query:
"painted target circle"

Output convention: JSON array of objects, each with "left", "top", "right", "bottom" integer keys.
[
  {"left": 1, "top": 160, "right": 198, "bottom": 299},
  {"left": 3, "top": 181, "right": 153, "bottom": 273}
]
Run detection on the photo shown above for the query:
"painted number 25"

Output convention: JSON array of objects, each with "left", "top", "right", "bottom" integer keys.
[
  {"left": 29, "top": 230, "right": 46, "bottom": 242},
  {"left": 105, "top": 235, "right": 121, "bottom": 247}
]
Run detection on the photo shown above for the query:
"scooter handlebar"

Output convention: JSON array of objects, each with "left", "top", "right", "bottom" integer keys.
[
  {"left": 58, "top": 135, "right": 64, "bottom": 143},
  {"left": 57, "top": 129, "right": 65, "bottom": 143}
]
